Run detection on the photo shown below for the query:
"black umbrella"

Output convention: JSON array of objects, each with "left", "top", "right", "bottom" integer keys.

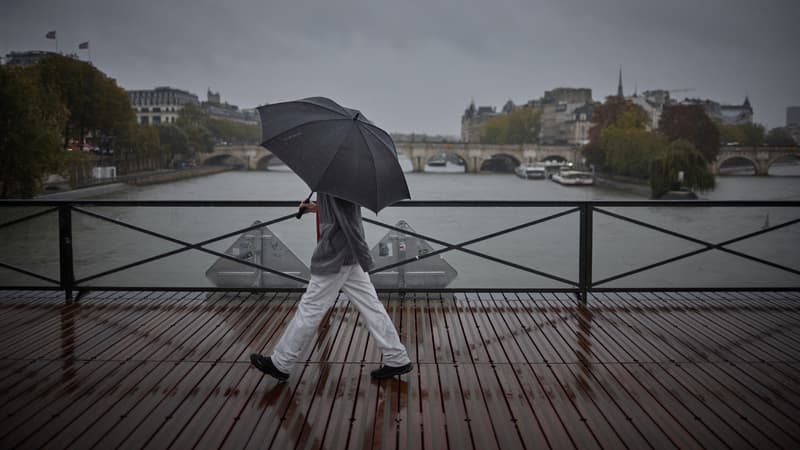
[{"left": 258, "top": 97, "right": 410, "bottom": 214}]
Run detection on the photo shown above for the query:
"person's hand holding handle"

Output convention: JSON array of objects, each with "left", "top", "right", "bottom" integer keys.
[{"left": 296, "top": 192, "right": 316, "bottom": 219}]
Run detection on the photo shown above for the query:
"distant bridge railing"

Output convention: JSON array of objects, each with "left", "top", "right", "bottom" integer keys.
[{"left": 1, "top": 200, "right": 799, "bottom": 301}]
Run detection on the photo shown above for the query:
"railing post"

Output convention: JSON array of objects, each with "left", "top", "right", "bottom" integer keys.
[
  {"left": 58, "top": 205, "right": 75, "bottom": 302},
  {"left": 578, "top": 203, "right": 593, "bottom": 303}
]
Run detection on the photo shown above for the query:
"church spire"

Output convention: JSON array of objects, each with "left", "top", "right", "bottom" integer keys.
[{"left": 617, "top": 67, "right": 624, "bottom": 98}]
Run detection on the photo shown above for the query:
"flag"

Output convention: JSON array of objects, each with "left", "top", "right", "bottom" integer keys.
[
  {"left": 46, "top": 30, "right": 56, "bottom": 39},
  {"left": 79, "top": 41, "right": 89, "bottom": 49}
]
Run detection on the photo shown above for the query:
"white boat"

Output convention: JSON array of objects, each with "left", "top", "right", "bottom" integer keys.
[
  {"left": 551, "top": 170, "right": 595, "bottom": 185},
  {"left": 514, "top": 165, "right": 547, "bottom": 179}
]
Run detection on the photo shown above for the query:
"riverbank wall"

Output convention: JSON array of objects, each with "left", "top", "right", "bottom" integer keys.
[
  {"left": 124, "top": 166, "right": 231, "bottom": 186},
  {"left": 594, "top": 173, "right": 652, "bottom": 197},
  {"left": 38, "top": 166, "right": 232, "bottom": 199}
]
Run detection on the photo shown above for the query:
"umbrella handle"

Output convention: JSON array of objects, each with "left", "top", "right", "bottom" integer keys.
[{"left": 295, "top": 192, "right": 314, "bottom": 219}]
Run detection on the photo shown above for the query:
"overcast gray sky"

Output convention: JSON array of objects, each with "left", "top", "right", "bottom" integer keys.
[{"left": 2, "top": 0, "right": 798, "bottom": 135}]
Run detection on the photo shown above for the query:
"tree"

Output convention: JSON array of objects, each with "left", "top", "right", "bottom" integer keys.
[
  {"left": 480, "top": 107, "right": 541, "bottom": 144},
  {"left": 600, "top": 126, "right": 665, "bottom": 179},
  {"left": 582, "top": 96, "right": 648, "bottom": 168},
  {"left": 718, "top": 123, "right": 745, "bottom": 146},
  {"left": 176, "top": 104, "right": 216, "bottom": 153},
  {"left": 0, "top": 65, "right": 66, "bottom": 198},
  {"left": 34, "top": 55, "right": 135, "bottom": 151},
  {"left": 765, "top": 127, "right": 797, "bottom": 146},
  {"left": 739, "top": 123, "right": 765, "bottom": 147},
  {"left": 158, "top": 125, "right": 191, "bottom": 159},
  {"left": 650, "top": 139, "right": 715, "bottom": 199},
  {"left": 657, "top": 104, "right": 720, "bottom": 163}
]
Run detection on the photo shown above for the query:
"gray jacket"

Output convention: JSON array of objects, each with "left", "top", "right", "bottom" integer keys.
[{"left": 310, "top": 193, "right": 374, "bottom": 275}]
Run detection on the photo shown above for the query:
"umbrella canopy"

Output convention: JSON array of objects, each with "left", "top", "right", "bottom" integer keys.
[{"left": 258, "top": 97, "right": 410, "bottom": 213}]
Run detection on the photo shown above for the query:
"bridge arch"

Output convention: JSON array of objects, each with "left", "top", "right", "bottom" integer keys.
[
  {"left": 255, "top": 154, "right": 288, "bottom": 171},
  {"left": 424, "top": 152, "right": 467, "bottom": 172},
  {"left": 767, "top": 153, "right": 800, "bottom": 175},
  {"left": 717, "top": 155, "right": 757, "bottom": 175},
  {"left": 480, "top": 153, "right": 520, "bottom": 172}
]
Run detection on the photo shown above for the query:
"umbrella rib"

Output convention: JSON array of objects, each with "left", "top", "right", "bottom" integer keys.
[
  {"left": 360, "top": 124, "right": 405, "bottom": 209},
  {"left": 262, "top": 117, "right": 348, "bottom": 146},
  {"left": 296, "top": 98, "right": 352, "bottom": 117},
  {"left": 308, "top": 120, "right": 359, "bottom": 194},
  {"left": 355, "top": 124, "right": 379, "bottom": 210}
]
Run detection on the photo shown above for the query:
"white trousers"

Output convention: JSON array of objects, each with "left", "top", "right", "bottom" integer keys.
[{"left": 270, "top": 264, "right": 410, "bottom": 372}]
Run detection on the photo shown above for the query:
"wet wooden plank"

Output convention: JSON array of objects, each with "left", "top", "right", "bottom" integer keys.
[
  {"left": 410, "top": 363, "right": 448, "bottom": 450},
  {"left": 426, "top": 295, "right": 455, "bottom": 364},
  {"left": 1, "top": 290, "right": 800, "bottom": 450},
  {"left": 248, "top": 362, "right": 326, "bottom": 449},
  {"left": 135, "top": 362, "right": 234, "bottom": 449},
  {"left": 613, "top": 293, "right": 800, "bottom": 398},
  {"left": 181, "top": 362, "right": 266, "bottom": 449},
  {"left": 337, "top": 363, "right": 379, "bottom": 450},
  {"left": 157, "top": 361, "right": 251, "bottom": 448},
  {"left": 672, "top": 362, "right": 800, "bottom": 448},
  {"left": 89, "top": 361, "right": 202, "bottom": 449}
]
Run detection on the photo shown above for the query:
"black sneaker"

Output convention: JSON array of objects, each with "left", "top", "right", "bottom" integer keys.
[
  {"left": 250, "top": 354, "right": 289, "bottom": 382},
  {"left": 370, "top": 363, "right": 414, "bottom": 379}
]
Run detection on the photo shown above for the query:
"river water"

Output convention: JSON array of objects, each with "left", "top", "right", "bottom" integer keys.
[{"left": 2, "top": 164, "right": 800, "bottom": 290}]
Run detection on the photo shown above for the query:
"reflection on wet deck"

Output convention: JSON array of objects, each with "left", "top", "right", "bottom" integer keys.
[{"left": 1, "top": 290, "right": 799, "bottom": 449}]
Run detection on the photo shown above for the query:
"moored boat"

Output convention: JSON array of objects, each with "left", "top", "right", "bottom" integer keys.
[
  {"left": 514, "top": 165, "right": 547, "bottom": 179},
  {"left": 551, "top": 170, "right": 595, "bottom": 185}
]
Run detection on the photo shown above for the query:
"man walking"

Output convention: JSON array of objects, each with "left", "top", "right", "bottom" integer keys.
[{"left": 250, "top": 194, "right": 413, "bottom": 381}]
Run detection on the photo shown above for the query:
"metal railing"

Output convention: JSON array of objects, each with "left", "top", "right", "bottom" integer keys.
[{"left": 1, "top": 199, "right": 799, "bottom": 301}]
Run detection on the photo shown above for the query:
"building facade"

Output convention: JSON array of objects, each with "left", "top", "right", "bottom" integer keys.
[
  {"left": 3, "top": 50, "right": 64, "bottom": 66},
  {"left": 201, "top": 89, "right": 259, "bottom": 124},
  {"left": 539, "top": 88, "right": 593, "bottom": 145},
  {"left": 127, "top": 87, "right": 200, "bottom": 125},
  {"left": 461, "top": 101, "right": 498, "bottom": 143},
  {"left": 787, "top": 106, "right": 800, "bottom": 127},
  {"left": 683, "top": 97, "right": 753, "bottom": 125}
]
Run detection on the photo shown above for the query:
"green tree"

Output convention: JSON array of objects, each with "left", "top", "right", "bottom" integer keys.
[
  {"left": 0, "top": 65, "right": 66, "bottom": 198},
  {"left": 600, "top": 126, "right": 664, "bottom": 178},
  {"left": 582, "top": 96, "right": 648, "bottom": 168},
  {"left": 35, "top": 55, "right": 135, "bottom": 151},
  {"left": 650, "top": 139, "right": 715, "bottom": 199},
  {"left": 718, "top": 123, "right": 746, "bottom": 146},
  {"left": 718, "top": 123, "right": 767, "bottom": 147},
  {"left": 765, "top": 127, "right": 797, "bottom": 146},
  {"left": 480, "top": 107, "right": 541, "bottom": 144},
  {"left": 739, "top": 123, "right": 765, "bottom": 147},
  {"left": 176, "top": 104, "right": 216, "bottom": 153},
  {"left": 158, "top": 125, "right": 191, "bottom": 159},
  {"left": 657, "top": 104, "right": 720, "bottom": 162},
  {"left": 206, "top": 117, "right": 260, "bottom": 145}
]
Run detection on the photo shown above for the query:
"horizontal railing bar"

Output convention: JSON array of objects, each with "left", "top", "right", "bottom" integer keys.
[
  {"left": 3, "top": 200, "right": 800, "bottom": 207},
  {"left": 3, "top": 286, "right": 798, "bottom": 294},
  {"left": 3, "top": 200, "right": 799, "bottom": 293}
]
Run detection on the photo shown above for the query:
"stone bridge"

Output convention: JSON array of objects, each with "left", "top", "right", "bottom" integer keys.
[
  {"left": 713, "top": 146, "right": 800, "bottom": 175},
  {"left": 197, "top": 143, "right": 799, "bottom": 175},
  {"left": 198, "top": 143, "right": 581, "bottom": 173}
]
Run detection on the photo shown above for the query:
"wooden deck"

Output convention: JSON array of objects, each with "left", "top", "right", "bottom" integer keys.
[{"left": 0, "top": 290, "right": 799, "bottom": 449}]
